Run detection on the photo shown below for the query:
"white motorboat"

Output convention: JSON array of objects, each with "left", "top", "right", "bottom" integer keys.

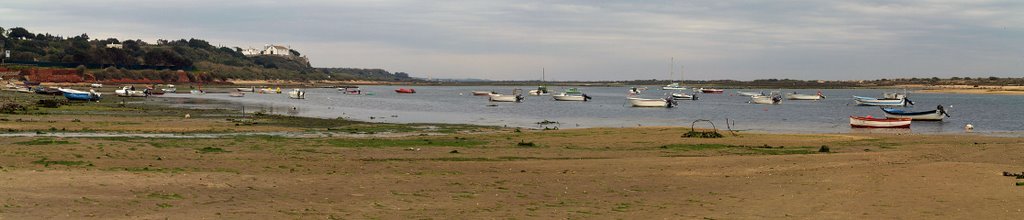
[
  {"left": 785, "top": 91, "right": 825, "bottom": 100},
  {"left": 853, "top": 96, "right": 911, "bottom": 106},
  {"left": 750, "top": 95, "right": 781, "bottom": 104},
  {"left": 115, "top": 86, "right": 148, "bottom": 97},
  {"left": 671, "top": 93, "right": 697, "bottom": 100},
  {"left": 551, "top": 88, "right": 591, "bottom": 101},
  {"left": 489, "top": 93, "right": 522, "bottom": 102},
  {"left": 736, "top": 91, "right": 763, "bottom": 97},
  {"left": 288, "top": 89, "right": 305, "bottom": 99},
  {"left": 190, "top": 90, "right": 205, "bottom": 95},
  {"left": 229, "top": 91, "right": 245, "bottom": 97},
  {"left": 236, "top": 87, "right": 256, "bottom": 92},
  {"left": 90, "top": 83, "right": 103, "bottom": 88},
  {"left": 161, "top": 85, "right": 176, "bottom": 93},
  {"left": 627, "top": 97, "right": 676, "bottom": 108},
  {"left": 662, "top": 83, "right": 687, "bottom": 90}
]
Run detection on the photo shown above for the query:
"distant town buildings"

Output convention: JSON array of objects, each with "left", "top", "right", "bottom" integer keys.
[
  {"left": 105, "top": 43, "right": 123, "bottom": 49},
  {"left": 242, "top": 44, "right": 295, "bottom": 57}
]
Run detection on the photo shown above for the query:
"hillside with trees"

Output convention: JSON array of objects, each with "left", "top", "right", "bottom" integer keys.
[{"left": 0, "top": 26, "right": 415, "bottom": 82}]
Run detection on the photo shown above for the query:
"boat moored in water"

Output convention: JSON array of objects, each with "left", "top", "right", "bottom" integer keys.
[
  {"left": 700, "top": 88, "right": 724, "bottom": 93},
  {"left": 288, "top": 89, "right": 305, "bottom": 99},
  {"left": 627, "top": 97, "right": 676, "bottom": 108},
  {"left": 551, "top": 88, "right": 591, "bottom": 101},
  {"left": 881, "top": 105, "right": 949, "bottom": 121},
  {"left": 785, "top": 91, "right": 825, "bottom": 100},
  {"left": 395, "top": 88, "right": 416, "bottom": 94},
  {"left": 849, "top": 116, "right": 911, "bottom": 128}
]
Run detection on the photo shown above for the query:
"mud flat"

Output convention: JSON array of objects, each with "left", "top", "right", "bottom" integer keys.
[{"left": 2, "top": 91, "right": 1023, "bottom": 219}]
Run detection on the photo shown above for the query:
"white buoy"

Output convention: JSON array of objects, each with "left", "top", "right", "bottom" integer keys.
[{"left": 965, "top": 123, "right": 974, "bottom": 132}]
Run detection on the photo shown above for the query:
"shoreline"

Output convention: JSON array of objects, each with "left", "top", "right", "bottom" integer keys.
[{"left": 2, "top": 90, "right": 1024, "bottom": 219}]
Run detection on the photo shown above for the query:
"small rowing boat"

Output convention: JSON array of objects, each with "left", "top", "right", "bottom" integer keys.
[
  {"left": 59, "top": 88, "right": 102, "bottom": 101},
  {"left": 551, "top": 88, "right": 591, "bottom": 101},
  {"left": 288, "top": 89, "right": 305, "bottom": 99},
  {"left": 849, "top": 116, "right": 911, "bottom": 128},
  {"left": 700, "top": 88, "right": 724, "bottom": 93},
  {"left": 785, "top": 91, "right": 825, "bottom": 100},
  {"left": 395, "top": 88, "right": 416, "bottom": 94}
]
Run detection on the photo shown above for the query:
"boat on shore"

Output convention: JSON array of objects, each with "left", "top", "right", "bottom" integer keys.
[
  {"left": 162, "top": 85, "right": 177, "bottom": 93},
  {"left": 59, "top": 88, "right": 102, "bottom": 101},
  {"left": 288, "top": 89, "right": 305, "bottom": 99},
  {"left": 34, "top": 87, "right": 63, "bottom": 95},
  {"left": 115, "top": 86, "right": 148, "bottom": 97},
  {"left": 395, "top": 88, "right": 416, "bottom": 94},
  {"left": 881, "top": 105, "right": 949, "bottom": 121},
  {"left": 551, "top": 88, "right": 591, "bottom": 101},
  {"left": 849, "top": 116, "right": 911, "bottom": 128},
  {"left": 627, "top": 97, "right": 676, "bottom": 108},
  {"left": 786, "top": 91, "right": 825, "bottom": 100}
]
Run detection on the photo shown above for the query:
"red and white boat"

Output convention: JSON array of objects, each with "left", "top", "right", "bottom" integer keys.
[
  {"left": 849, "top": 116, "right": 911, "bottom": 128},
  {"left": 395, "top": 88, "right": 416, "bottom": 93},
  {"left": 700, "top": 88, "right": 724, "bottom": 93}
]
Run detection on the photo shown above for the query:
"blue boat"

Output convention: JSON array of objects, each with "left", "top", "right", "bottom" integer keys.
[{"left": 59, "top": 88, "right": 102, "bottom": 101}]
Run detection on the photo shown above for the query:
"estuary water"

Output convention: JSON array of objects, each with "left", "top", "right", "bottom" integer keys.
[{"left": 164, "top": 86, "right": 1024, "bottom": 134}]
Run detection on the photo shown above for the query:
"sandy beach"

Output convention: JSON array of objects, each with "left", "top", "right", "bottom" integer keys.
[
  {"left": 914, "top": 85, "right": 1024, "bottom": 95},
  {"left": 1, "top": 91, "right": 1023, "bottom": 219}
]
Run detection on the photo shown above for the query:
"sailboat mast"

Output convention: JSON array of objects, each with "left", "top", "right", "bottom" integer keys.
[
  {"left": 669, "top": 57, "right": 674, "bottom": 81},
  {"left": 542, "top": 68, "right": 545, "bottom": 82}
]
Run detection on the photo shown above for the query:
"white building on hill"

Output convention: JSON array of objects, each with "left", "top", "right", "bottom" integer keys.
[{"left": 262, "top": 44, "right": 291, "bottom": 56}]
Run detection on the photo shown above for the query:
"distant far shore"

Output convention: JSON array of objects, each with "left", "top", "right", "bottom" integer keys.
[{"left": 910, "top": 85, "right": 1024, "bottom": 95}]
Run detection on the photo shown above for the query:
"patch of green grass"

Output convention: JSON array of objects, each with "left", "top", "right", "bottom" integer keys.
[
  {"left": 32, "top": 157, "right": 89, "bottom": 167},
  {"left": 14, "top": 138, "right": 76, "bottom": 145},
  {"left": 147, "top": 192, "right": 183, "bottom": 200},
  {"left": 196, "top": 147, "right": 229, "bottom": 153},
  {"left": 328, "top": 138, "right": 487, "bottom": 148},
  {"left": 834, "top": 138, "right": 900, "bottom": 148}
]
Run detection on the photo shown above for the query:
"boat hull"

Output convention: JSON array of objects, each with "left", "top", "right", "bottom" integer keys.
[
  {"left": 471, "top": 91, "right": 493, "bottom": 96},
  {"left": 527, "top": 90, "right": 549, "bottom": 96},
  {"left": 59, "top": 89, "right": 101, "bottom": 101},
  {"left": 395, "top": 88, "right": 416, "bottom": 93},
  {"left": 849, "top": 116, "right": 912, "bottom": 128},
  {"left": 671, "top": 93, "right": 696, "bottom": 100},
  {"left": 288, "top": 90, "right": 305, "bottom": 99},
  {"left": 700, "top": 89, "right": 724, "bottom": 93},
  {"left": 785, "top": 94, "right": 823, "bottom": 100},
  {"left": 489, "top": 94, "right": 521, "bottom": 102},
  {"left": 854, "top": 98, "right": 906, "bottom": 106},
  {"left": 628, "top": 98, "right": 670, "bottom": 107},
  {"left": 881, "top": 108, "right": 945, "bottom": 121},
  {"left": 750, "top": 95, "right": 780, "bottom": 104},
  {"left": 552, "top": 94, "right": 585, "bottom": 101}
]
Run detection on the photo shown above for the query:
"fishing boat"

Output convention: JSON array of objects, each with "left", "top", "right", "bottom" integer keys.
[
  {"left": 627, "top": 97, "right": 676, "bottom": 108},
  {"left": 489, "top": 89, "right": 524, "bottom": 102},
  {"left": 700, "top": 88, "right": 724, "bottom": 93},
  {"left": 236, "top": 87, "right": 256, "bottom": 92},
  {"left": 115, "top": 86, "right": 148, "bottom": 97},
  {"left": 288, "top": 89, "right": 305, "bottom": 99},
  {"left": 736, "top": 91, "right": 763, "bottom": 97},
  {"left": 162, "top": 85, "right": 177, "bottom": 93},
  {"left": 146, "top": 87, "right": 164, "bottom": 95},
  {"left": 853, "top": 96, "right": 912, "bottom": 106},
  {"left": 395, "top": 88, "right": 416, "bottom": 93},
  {"left": 552, "top": 88, "right": 591, "bottom": 101},
  {"left": 849, "top": 116, "right": 912, "bottom": 128},
  {"left": 229, "top": 91, "right": 245, "bottom": 97},
  {"left": 59, "top": 88, "right": 102, "bottom": 101},
  {"left": 90, "top": 83, "right": 103, "bottom": 88},
  {"left": 471, "top": 91, "right": 494, "bottom": 96},
  {"left": 785, "top": 91, "right": 825, "bottom": 100},
  {"left": 190, "top": 90, "right": 205, "bottom": 95},
  {"left": 881, "top": 105, "right": 949, "bottom": 121},
  {"left": 671, "top": 92, "right": 697, "bottom": 100},
  {"left": 15, "top": 87, "right": 32, "bottom": 93}
]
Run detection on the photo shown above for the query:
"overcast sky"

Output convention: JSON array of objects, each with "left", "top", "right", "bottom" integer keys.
[{"left": 2, "top": 0, "right": 1022, "bottom": 80}]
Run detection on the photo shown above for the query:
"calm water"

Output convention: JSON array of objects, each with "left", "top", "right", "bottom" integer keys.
[{"left": 164, "top": 86, "right": 1024, "bottom": 134}]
